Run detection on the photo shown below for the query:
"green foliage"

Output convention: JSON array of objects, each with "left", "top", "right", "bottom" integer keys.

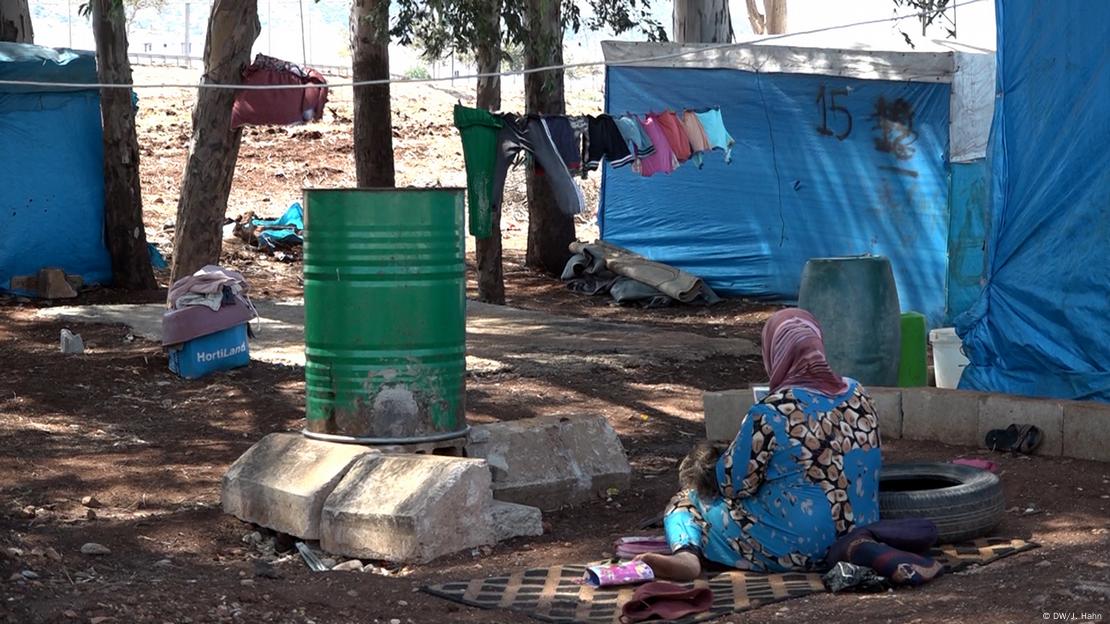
[
  {"left": 392, "top": 0, "right": 667, "bottom": 64},
  {"left": 403, "top": 65, "right": 431, "bottom": 79},
  {"left": 503, "top": 40, "right": 525, "bottom": 71},
  {"left": 892, "top": 0, "right": 958, "bottom": 46},
  {"left": 79, "top": 0, "right": 165, "bottom": 19}
]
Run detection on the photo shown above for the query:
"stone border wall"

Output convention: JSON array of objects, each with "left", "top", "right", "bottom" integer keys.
[{"left": 704, "top": 387, "right": 1109, "bottom": 463}]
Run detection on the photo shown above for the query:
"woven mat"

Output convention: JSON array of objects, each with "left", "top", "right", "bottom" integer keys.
[{"left": 423, "top": 537, "right": 1037, "bottom": 624}]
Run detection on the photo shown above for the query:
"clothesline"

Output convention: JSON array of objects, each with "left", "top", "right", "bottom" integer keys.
[
  {"left": 453, "top": 104, "right": 736, "bottom": 238},
  {"left": 0, "top": 0, "right": 988, "bottom": 91}
]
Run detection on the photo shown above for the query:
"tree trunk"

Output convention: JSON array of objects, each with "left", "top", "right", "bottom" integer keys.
[
  {"left": 744, "top": 0, "right": 787, "bottom": 35},
  {"left": 523, "top": 0, "right": 574, "bottom": 276},
  {"left": 765, "top": 0, "right": 787, "bottom": 34},
  {"left": 474, "top": 0, "right": 504, "bottom": 304},
  {"left": 168, "top": 0, "right": 260, "bottom": 286},
  {"left": 91, "top": 1, "right": 156, "bottom": 290},
  {"left": 744, "top": 0, "right": 765, "bottom": 34},
  {"left": 0, "top": 0, "right": 33, "bottom": 43},
  {"left": 351, "top": 0, "right": 395, "bottom": 187},
  {"left": 673, "top": 0, "right": 733, "bottom": 44}
]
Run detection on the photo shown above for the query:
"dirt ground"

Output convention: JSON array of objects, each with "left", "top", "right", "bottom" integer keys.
[
  {"left": 1, "top": 301, "right": 1109, "bottom": 624},
  {"left": 2, "top": 67, "right": 1108, "bottom": 624}
]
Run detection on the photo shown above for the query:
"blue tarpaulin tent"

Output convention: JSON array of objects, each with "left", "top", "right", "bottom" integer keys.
[
  {"left": 600, "top": 40, "right": 994, "bottom": 327},
  {"left": 956, "top": 0, "right": 1110, "bottom": 401},
  {"left": 0, "top": 43, "right": 112, "bottom": 293}
]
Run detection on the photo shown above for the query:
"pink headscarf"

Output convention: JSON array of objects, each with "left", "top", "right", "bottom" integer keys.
[{"left": 761, "top": 309, "right": 851, "bottom": 397}]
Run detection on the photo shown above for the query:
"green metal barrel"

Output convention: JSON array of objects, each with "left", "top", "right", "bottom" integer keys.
[
  {"left": 798, "top": 255, "right": 902, "bottom": 387},
  {"left": 302, "top": 188, "right": 467, "bottom": 443}
]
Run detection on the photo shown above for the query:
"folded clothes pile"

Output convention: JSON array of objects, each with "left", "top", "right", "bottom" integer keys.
[
  {"left": 163, "top": 265, "right": 257, "bottom": 379},
  {"left": 561, "top": 240, "right": 720, "bottom": 308}
]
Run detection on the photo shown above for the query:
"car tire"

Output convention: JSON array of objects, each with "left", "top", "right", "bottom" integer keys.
[{"left": 879, "top": 462, "right": 1005, "bottom": 543}]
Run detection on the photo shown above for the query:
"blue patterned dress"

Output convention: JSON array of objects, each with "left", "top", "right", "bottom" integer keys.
[{"left": 665, "top": 380, "right": 882, "bottom": 572}]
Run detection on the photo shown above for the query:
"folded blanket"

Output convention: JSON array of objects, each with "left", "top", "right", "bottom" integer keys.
[
  {"left": 620, "top": 581, "right": 713, "bottom": 623},
  {"left": 565, "top": 240, "right": 720, "bottom": 304}
]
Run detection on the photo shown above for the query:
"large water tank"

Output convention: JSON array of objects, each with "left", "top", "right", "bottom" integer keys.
[
  {"left": 798, "top": 256, "right": 901, "bottom": 387},
  {"left": 302, "top": 188, "right": 467, "bottom": 443}
]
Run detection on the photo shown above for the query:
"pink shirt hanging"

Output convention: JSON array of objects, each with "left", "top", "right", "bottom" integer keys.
[{"left": 637, "top": 115, "right": 677, "bottom": 177}]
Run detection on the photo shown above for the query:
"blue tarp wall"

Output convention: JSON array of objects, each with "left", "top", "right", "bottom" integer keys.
[
  {"left": 956, "top": 0, "right": 1110, "bottom": 400},
  {"left": 601, "top": 67, "right": 952, "bottom": 325},
  {"left": 0, "top": 43, "right": 112, "bottom": 293},
  {"left": 946, "top": 160, "right": 989, "bottom": 323}
]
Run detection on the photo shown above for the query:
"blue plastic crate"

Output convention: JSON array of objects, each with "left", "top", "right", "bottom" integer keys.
[{"left": 168, "top": 324, "right": 249, "bottom": 379}]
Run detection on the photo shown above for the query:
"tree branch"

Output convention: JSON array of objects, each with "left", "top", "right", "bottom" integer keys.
[{"left": 745, "top": 0, "right": 766, "bottom": 34}]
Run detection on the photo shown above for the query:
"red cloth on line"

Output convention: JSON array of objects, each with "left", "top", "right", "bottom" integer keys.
[
  {"left": 656, "top": 111, "right": 693, "bottom": 163},
  {"left": 231, "top": 54, "right": 329, "bottom": 129}
]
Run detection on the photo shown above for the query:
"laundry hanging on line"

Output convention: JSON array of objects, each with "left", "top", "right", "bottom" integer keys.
[
  {"left": 231, "top": 54, "right": 329, "bottom": 129},
  {"left": 453, "top": 104, "right": 735, "bottom": 239}
]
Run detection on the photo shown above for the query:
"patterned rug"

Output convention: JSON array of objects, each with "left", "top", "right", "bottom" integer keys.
[{"left": 423, "top": 538, "right": 1038, "bottom": 624}]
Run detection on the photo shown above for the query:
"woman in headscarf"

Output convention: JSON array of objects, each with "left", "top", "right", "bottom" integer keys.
[{"left": 639, "top": 309, "right": 882, "bottom": 581}]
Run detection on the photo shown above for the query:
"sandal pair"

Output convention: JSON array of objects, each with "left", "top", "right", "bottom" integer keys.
[{"left": 985, "top": 423, "right": 1043, "bottom": 454}]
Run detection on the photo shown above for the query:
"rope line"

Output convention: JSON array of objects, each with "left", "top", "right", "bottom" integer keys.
[{"left": 0, "top": 0, "right": 985, "bottom": 91}]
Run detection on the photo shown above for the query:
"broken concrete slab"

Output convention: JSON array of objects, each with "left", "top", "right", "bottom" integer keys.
[
  {"left": 703, "top": 389, "right": 755, "bottom": 442},
  {"left": 978, "top": 395, "right": 1064, "bottom": 456},
  {"left": 12, "top": 268, "right": 80, "bottom": 299},
  {"left": 901, "top": 387, "right": 983, "bottom": 446},
  {"left": 867, "top": 387, "right": 903, "bottom": 440},
  {"left": 59, "top": 329, "right": 85, "bottom": 355},
  {"left": 487, "top": 500, "right": 543, "bottom": 544},
  {"left": 466, "top": 414, "right": 631, "bottom": 512},
  {"left": 1063, "top": 401, "right": 1110, "bottom": 462},
  {"left": 320, "top": 454, "right": 495, "bottom": 563},
  {"left": 221, "top": 433, "right": 377, "bottom": 540}
]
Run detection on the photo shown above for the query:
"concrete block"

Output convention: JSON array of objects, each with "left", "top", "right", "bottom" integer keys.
[
  {"left": 976, "top": 395, "right": 1064, "bottom": 456},
  {"left": 39, "top": 268, "right": 78, "bottom": 299},
  {"left": 1063, "top": 401, "right": 1110, "bottom": 462},
  {"left": 866, "top": 387, "right": 903, "bottom": 440},
  {"left": 467, "top": 414, "right": 631, "bottom": 511},
  {"left": 703, "top": 389, "right": 756, "bottom": 442},
  {"left": 221, "top": 433, "right": 377, "bottom": 540},
  {"left": 901, "top": 388, "right": 983, "bottom": 446},
  {"left": 320, "top": 454, "right": 495, "bottom": 563},
  {"left": 11, "top": 268, "right": 80, "bottom": 299},
  {"left": 487, "top": 500, "right": 543, "bottom": 544}
]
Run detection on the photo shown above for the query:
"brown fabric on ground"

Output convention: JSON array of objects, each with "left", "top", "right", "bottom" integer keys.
[{"left": 568, "top": 241, "right": 707, "bottom": 304}]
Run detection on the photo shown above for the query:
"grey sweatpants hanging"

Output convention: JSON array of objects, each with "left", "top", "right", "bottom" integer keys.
[{"left": 492, "top": 115, "right": 584, "bottom": 217}]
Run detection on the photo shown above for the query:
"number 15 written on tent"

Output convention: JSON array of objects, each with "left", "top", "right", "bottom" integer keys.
[{"left": 816, "top": 85, "right": 852, "bottom": 141}]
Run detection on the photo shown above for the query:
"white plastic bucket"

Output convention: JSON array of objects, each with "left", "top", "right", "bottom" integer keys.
[{"left": 929, "top": 327, "right": 970, "bottom": 389}]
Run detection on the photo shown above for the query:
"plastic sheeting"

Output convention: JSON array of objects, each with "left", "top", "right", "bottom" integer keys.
[
  {"left": 946, "top": 160, "right": 989, "bottom": 323},
  {"left": 603, "top": 41, "right": 994, "bottom": 163},
  {"left": 955, "top": 0, "right": 1110, "bottom": 401},
  {"left": 0, "top": 43, "right": 111, "bottom": 292},
  {"left": 601, "top": 66, "right": 951, "bottom": 324},
  {"left": 949, "top": 52, "right": 995, "bottom": 163},
  {"left": 0, "top": 43, "right": 97, "bottom": 89}
]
